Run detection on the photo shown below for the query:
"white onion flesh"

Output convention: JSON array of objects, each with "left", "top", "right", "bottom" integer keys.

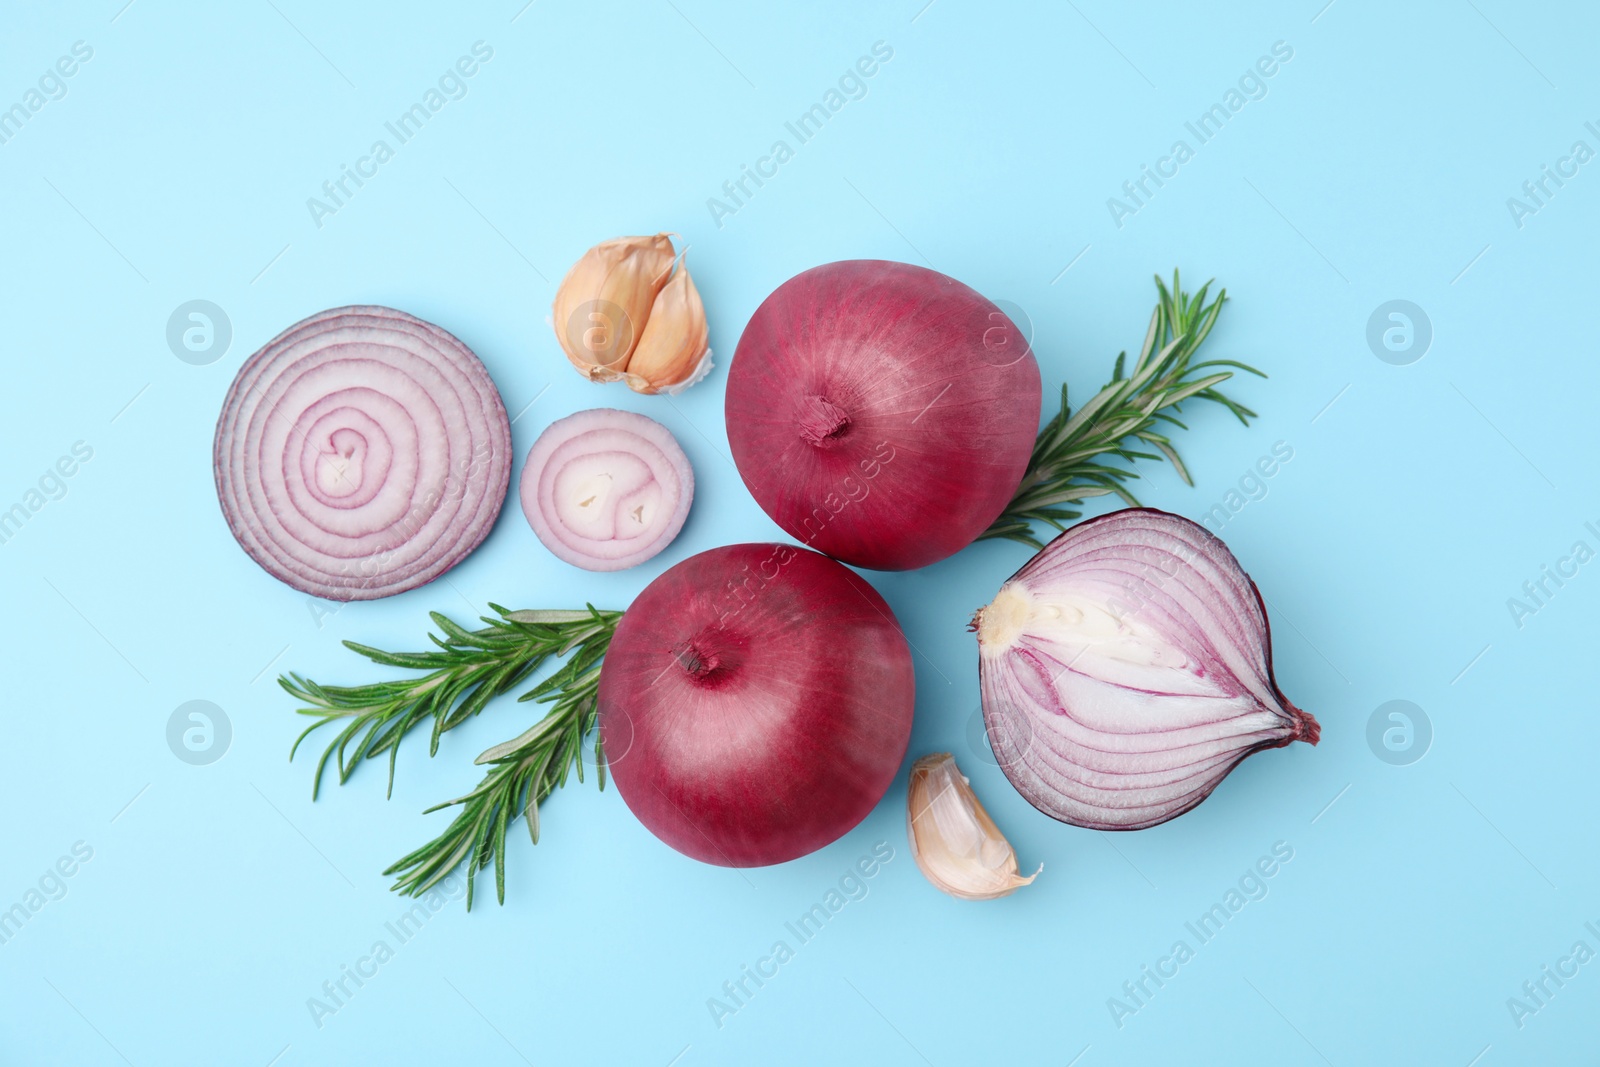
[
  {"left": 213, "top": 306, "right": 511, "bottom": 601},
  {"left": 519, "top": 408, "right": 693, "bottom": 571},
  {"left": 976, "top": 508, "right": 1319, "bottom": 830}
]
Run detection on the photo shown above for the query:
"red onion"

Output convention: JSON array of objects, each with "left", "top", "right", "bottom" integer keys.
[
  {"left": 974, "top": 508, "right": 1318, "bottom": 830},
  {"left": 597, "top": 543, "right": 915, "bottom": 866},
  {"left": 725, "top": 260, "right": 1041, "bottom": 571},
  {"left": 213, "top": 306, "right": 510, "bottom": 601},
  {"left": 519, "top": 408, "right": 693, "bottom": 571}
]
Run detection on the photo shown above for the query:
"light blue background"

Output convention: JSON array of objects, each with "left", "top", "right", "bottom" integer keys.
[{"left": 1, "top": 1, "right": 1595, "bottom": 1064}]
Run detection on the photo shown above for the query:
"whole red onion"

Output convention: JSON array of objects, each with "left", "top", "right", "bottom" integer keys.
[
  {"left": 597, "top": 543, "right": 915, "bottom": 866},
  {"left": 725, "top": 260, "right": 1042, "bottom": 571},
  {"left": 976, "top": 508, "right": 1318, "bottom": 830}
]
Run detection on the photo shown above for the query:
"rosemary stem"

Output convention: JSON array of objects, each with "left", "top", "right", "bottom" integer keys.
[{"left": 982, "top": 270, "right": 1262, "bottom": 547}]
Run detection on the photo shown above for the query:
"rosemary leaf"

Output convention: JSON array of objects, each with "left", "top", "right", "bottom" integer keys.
[
  {"left": 981, "top": 270, "right": 1264, "bottom": 549},
  {"left": 280, "top": 605, "right": 621, "bottom": 802}
]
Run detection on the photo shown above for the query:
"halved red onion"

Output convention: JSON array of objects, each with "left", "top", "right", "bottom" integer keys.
[
  {"left": 974, "top": 508, "right": 1318, "bottom": 830},
  {"left": 213, "top": 306, "right": 511, "bottom": 601},
  {"left": 726, "top": 260, "right": 1041, "bottom": 571},
  {"left": 519, "top": 408, "right": 693, "bottom": 571}
]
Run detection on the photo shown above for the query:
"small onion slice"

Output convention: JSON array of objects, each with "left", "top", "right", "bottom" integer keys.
[
  {"left": 975, "top": 508, "right": 1319, "bottom": 830},
  {"left": 519, "top": 408, "right": 693, "bottom": 571},
  {"left": 213, "top": 306, "right": 511, "bottom": 601}
]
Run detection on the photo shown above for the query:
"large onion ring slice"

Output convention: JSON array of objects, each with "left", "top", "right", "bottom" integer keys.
[{"left": 213, "top": 306, "right": 511, "bottom": 601}]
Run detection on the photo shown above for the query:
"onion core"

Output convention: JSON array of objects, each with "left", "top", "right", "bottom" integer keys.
[{"left": 976, "top": 508, "right": 1318, "bottom": 830}]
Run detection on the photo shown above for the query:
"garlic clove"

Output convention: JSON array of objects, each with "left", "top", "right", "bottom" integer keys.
[
  {"left": 622, "top": 260, "right": 712, "bottom": 395},
  {"left": 638, "top": 346, "right": 713, "bottom": 396},
  {"left": 907, "top": 752, "right": 1040, "bottom": 901},
  {"left": 552, "top": 234, "right": 676, "bottom": 380}
]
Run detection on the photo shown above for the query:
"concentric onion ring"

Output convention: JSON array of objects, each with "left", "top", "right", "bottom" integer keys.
[
  {"left": 213, "top": 306, "right": 511, "bottom": 601},
  {"left": 519, "top": 408, "right": 693, "bottom": 571}
]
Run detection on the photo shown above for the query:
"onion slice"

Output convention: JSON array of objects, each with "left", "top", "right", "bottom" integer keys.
[
  {"left": 975, "top": 508, "right": 1319, "bottom": 830},
  {"left": 213, "top": 306, "right": 511, "bottom": 601},
  {"left": 519, "top": 408, "right": 693, "bottom": 571}
]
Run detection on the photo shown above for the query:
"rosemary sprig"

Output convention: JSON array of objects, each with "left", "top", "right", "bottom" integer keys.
[
  {"left": 982, "top": 270, "right": 1264, "bottom": 548},
  {"left": 282, "top": 605, "right": 621, "bottom": 800},
  {"left": 384, "top": 616, "right": 614, "bottom": 908}
]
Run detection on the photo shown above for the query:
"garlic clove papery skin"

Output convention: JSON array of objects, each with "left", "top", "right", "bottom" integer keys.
[
  {"left": 552, "top": 234, "right": 676, "bottom": 379},
  {"left": 623, "top": 261, "right": 712, "bottom": 395},
  {"left": 976, "top": 508, "right": 1319, "bottom": 831},
  {"left": 907, "top": 753, "right": 1040, "bottom": 901}
]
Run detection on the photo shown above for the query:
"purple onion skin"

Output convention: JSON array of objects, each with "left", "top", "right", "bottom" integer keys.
[
  {"left": 726, "top": 260, "right": 1042, "bottom": 571},
  {"left": 977, "top": 508, "right": 1319, "bottom": 831},
  {"left": 598, "top": 543, "right": 915, "bottom": 867}
]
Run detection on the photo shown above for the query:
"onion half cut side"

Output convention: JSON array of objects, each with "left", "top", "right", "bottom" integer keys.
[
  {"left": 975, "top": 508, "right": 1319, "bottom": 830},
  {"left": 519, "top": 408, "right": 693, "bottom": 572},
  {"left": 213, "top": 306, "right": 511, "bottom": 601}
]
